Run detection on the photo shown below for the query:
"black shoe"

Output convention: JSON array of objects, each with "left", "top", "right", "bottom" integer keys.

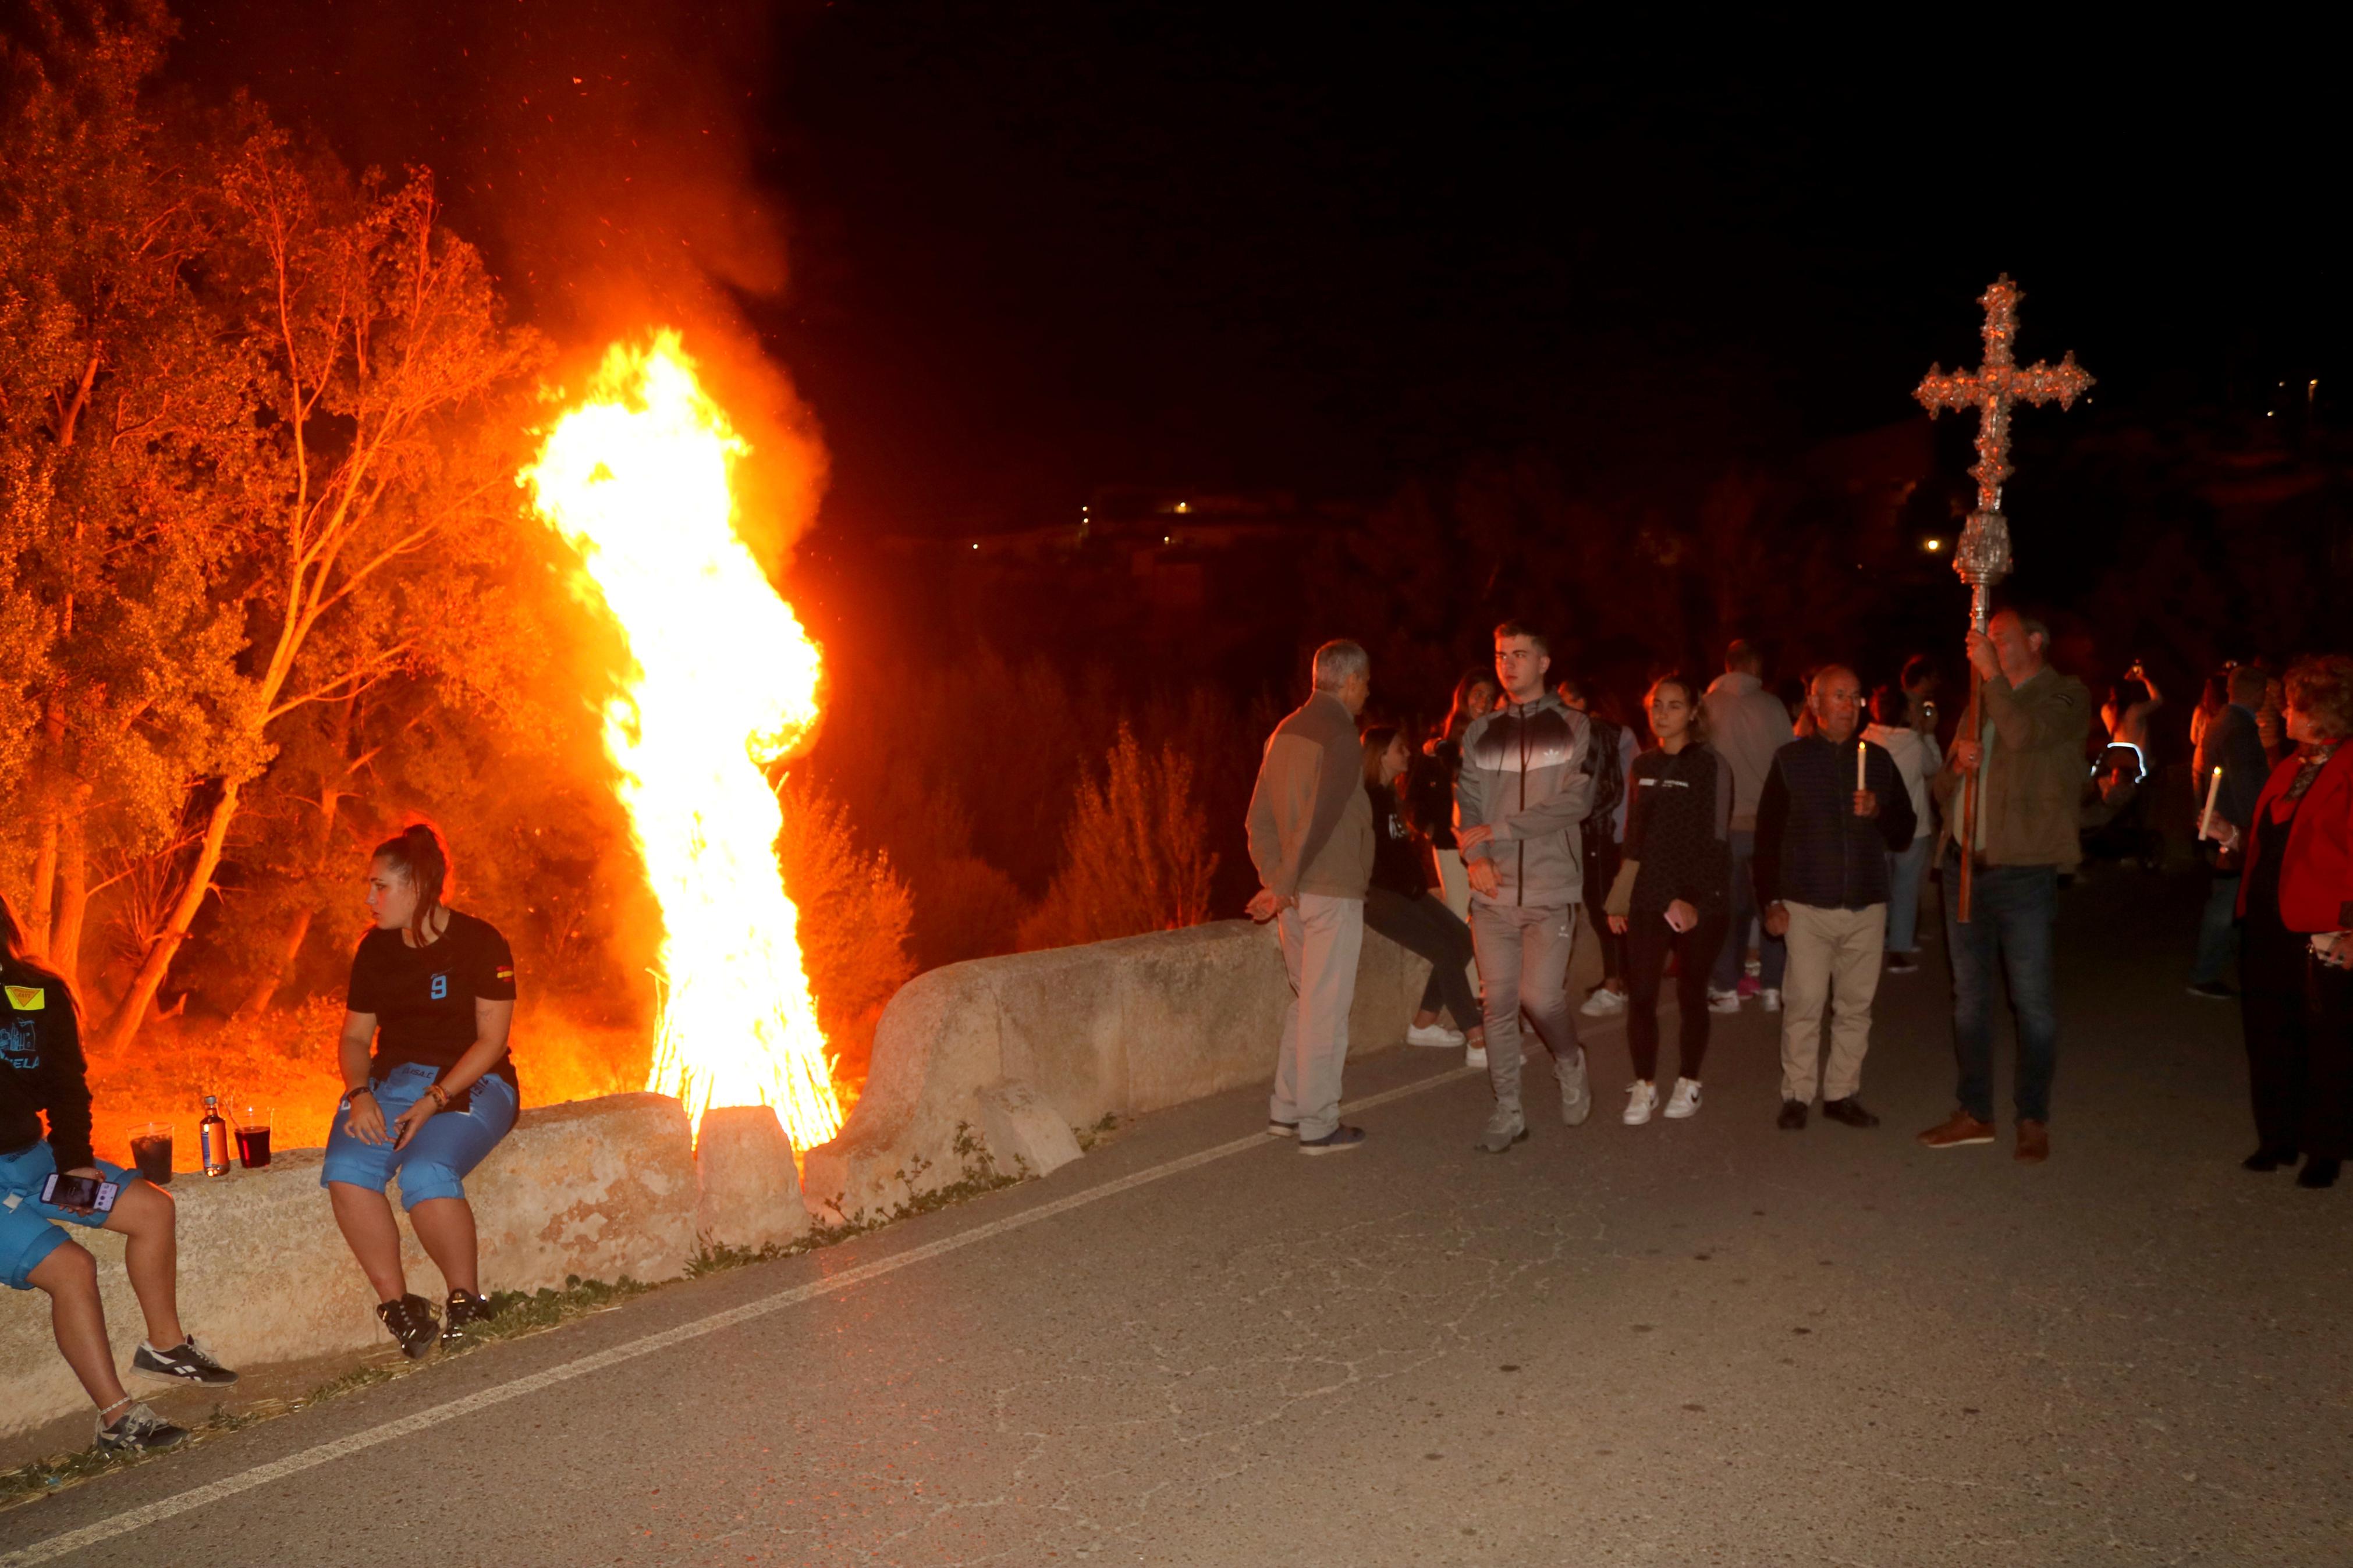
[
  {"left": 377, "top": 1293, "right": 440, "bottom": 1359},
  {"left": 133, "top": 1335, "right": 239, "bottom": 1386},
  {"left": 1886, "top": 952, "right": 1919, "bottom": 975},
  {"left": 1298, "top": 1125, "right": 1366, "bottom": 1155},
  {"left": 2297, "top": 1157, "right": 2341, "bottom": 1190},
  {"left": 1821, "top": 1097, "right": 1880, "bottom": 1129},
  {"left": 1776, "top": 1100, "right": 1808, "bottom": 1130},
  {"left": 2244, "top": 1144, "right": 2298, "bottom": 1172},
  {"left": 2186, "top": 981, "right": 2238, "bottom": 1001},
  {"left": 442, "top": 1288, "right": 496, "bottom": 1344},
  {"left": 95, "top": 1402, "right": 188, "bottom": 1453}
]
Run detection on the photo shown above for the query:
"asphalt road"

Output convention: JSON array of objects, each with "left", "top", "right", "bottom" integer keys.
[{"left": 7, "top": 866, "right": 2350, "bottom": 1567}]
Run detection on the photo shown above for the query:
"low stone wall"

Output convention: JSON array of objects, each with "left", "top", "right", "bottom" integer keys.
[
  {"left": 0, "top": 1093, "right": 702, "bottom": 1441},
  {"left": 802, "top": 920, "right": 1435, "bottom": 1223}
]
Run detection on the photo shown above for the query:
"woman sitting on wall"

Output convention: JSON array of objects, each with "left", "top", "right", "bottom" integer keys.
[
  {"left": 324, "top": 823, "right": 520, "bottom": 1356},
  {"left": 1, "top": 894, "right": 237, "bottom": 1452},
  {"left": 1363, "top": 726, "right": 1486, "bottom": 1060}
]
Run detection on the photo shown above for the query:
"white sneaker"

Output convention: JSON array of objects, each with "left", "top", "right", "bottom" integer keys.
[
  {"left": 1760, "top": 988, "right": 1782, "bottom": 1013},
  {"left": 1406, "top": 1021, "right": 1467, "bottom": 1048},
  {"left": 1706, "top": 987, "right": 1741, "bottom": 1014},
  {"left": 1559, "top": 1049, "right": 1592, "bottom": 1125},
  {"left": 1664, "top": 1078, "right": 1702, "bottom": 1119},
  {"left": 1464, "top": 1043, "right": 1488, "bottom": 1071},
  {"left": 1622, "top": 1080, "right": 1658, "bottom": 1125},
  {"left": 1580, "top": 986, "right": 1627, "bottom": 1018}
]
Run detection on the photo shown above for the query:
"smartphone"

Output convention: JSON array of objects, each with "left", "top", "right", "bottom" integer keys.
[{"left": 40, "top": 1172, "right": 120, "bottom": 1214}]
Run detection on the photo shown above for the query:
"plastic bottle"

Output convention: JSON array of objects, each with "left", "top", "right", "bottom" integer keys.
[{"left": 200, "top": 1096, "right": 232, "bottom": 1177}]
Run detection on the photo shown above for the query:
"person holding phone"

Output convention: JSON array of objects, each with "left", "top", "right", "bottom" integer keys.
[
  {"left": 322, "top": 823, "right": 520, "bottom": 1356},
  {"left": 1603, "top": 675, "right": 1732, "bottom": 1124},
  {"left": 2, "top": 895, "right": 237, "bottom": 1453}
]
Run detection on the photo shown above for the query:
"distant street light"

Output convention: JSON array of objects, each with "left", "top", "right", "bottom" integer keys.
[{"left": 1923, "top": 537, "right": 1944, "bottom": 553}]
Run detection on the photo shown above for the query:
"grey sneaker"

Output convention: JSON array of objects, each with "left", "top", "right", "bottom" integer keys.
[
  {"left": 96, "top": 1401, "right": 188, "bottom": 1453},
  {"left": 1298, "top": 1125, "right": 1366, "bottom": 1155},
  {"left": 1559, "top": 1049, "right": 1591, "bottom": 1126},
  {"left": 1477, "top": 1108, "right": 1529, "bottom": 1154}
]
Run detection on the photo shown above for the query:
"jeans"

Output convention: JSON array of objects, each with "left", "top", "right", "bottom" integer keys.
[
  {"left": 1363, "top": 887, "right": 1479, "bottom": 1032},
  {"left": 322, "top": 1062, "right": 519, "bottom": 1210},
  {"left": 1269, "top": 893, "right": 1365, "bottom": 1141},
  {"left": 1624, "top": 905, "right": 1730, "bottom": 1083},
  {"left": 1470, "top": 899, "right": 1581, "bottom": 1117},
  {"left": 1884, "top": 834, "right": 1933, "bottom": 954},
  {"left": 2189, "top": 871, "right": 2242, "bottom": 988},
  {"left": 1942, "top": 851, "right": 2060, "bottom": 1122},
  {"left": 1712, "top": 830, "right": 1787, "bottom": 992}
]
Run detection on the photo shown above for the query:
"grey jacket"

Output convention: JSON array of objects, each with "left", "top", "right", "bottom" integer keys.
[
  {"left": 1455, "top": 694, "right": 1594, "bottom": 906},
  {"left": 1704, "top": 670, "right": 1796, "bottom": 831}
]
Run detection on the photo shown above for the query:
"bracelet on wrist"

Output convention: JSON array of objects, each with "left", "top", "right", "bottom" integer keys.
[{"left": 347, "top": 1086, "right": 374, "bottom": 1101}]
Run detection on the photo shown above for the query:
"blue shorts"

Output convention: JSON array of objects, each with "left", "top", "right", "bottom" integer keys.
[
  {"left": 321, "top": 1062, "right": 517, "bottom": 1209},
  {"left": 0, "top": 1140, "right": 133, "bottom": 1292}
]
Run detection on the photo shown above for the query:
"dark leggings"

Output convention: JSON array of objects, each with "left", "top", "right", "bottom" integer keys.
[
  {"left": 1364, "top": 887, "right": 1481, "bottom": 1032},
  {"left": 1623, "top": 905, "right": 1731, "bottom": 1082}
]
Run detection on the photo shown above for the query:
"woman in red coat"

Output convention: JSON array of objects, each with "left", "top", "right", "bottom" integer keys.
[{"left": 2227, "top": 654, "right": 2353, "bottom": 1187}]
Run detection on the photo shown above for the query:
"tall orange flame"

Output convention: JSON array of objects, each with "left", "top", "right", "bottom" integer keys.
[{"left": 521, "top": 331, "right": 842, "bottom": 1153}]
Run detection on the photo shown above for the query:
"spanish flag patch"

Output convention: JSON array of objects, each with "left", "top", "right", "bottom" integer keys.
[
  {"left": 4, "top": 985, "right": 44, "bottom": 1012},
  {"left": 495, "top": 966, "right": 514, "bottom": 982}
]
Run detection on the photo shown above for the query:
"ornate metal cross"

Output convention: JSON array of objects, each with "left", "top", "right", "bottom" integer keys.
[{"left": 1914, "top": 275, "right": 2093, "bottom": 631}]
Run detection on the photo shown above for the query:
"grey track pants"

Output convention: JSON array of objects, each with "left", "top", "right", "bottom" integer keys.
[{"left": 1470, "top": 899, "right": 1581, "bottom": 1115}]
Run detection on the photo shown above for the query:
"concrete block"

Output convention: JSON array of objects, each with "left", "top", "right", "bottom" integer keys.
[
  {"left": 0, "top": 1090, "right": 696, "bottom": 1441},
  {"left": 805, "top": 918, "right": 1424, "bottom": 1222},
  {"left": 694, "top": 1105, "right": 812, "bottom": 1251},
  {"left": 973, "top": 1079, "right": 1083, "bottom": 1179}
]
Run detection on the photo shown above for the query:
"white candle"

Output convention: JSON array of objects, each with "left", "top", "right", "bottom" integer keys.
[
  {"left": 1856, "top": 741, "right": 1866, "bottom": 791},
  {"left": 2199, "top": 765, "right": 2222, "bottom": 841}
]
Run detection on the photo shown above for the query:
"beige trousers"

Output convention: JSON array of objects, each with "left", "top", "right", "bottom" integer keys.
[{"left": 1779, "top": 902, "right": 1886, "bottom": 1103}]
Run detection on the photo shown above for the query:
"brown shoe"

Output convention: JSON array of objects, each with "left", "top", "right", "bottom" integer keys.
[
  {"left": 2015, "top": 1119, "right": 2049, "bottom": 1163},
  {"left": 1917, "top": 1108, "right": 1997, "bottom": 1149}
]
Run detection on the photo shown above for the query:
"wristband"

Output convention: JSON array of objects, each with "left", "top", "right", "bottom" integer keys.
[
  {"left": 426, "top": 1083, "right": 450, "bottom": 1109},
  {"left": 347, "top": 1087, "right": 374, "bottom": 1102}
]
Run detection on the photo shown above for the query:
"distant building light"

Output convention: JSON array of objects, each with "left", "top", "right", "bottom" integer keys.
[
  {"left": 1923, "top": 538, "right": 1944, "bottom": 552},
  {"left": 1174, "top": 501, "right": 1190, "bottom": 513},
  {"left": 971, "top": 542, "right": 979, "bottom": 550}
]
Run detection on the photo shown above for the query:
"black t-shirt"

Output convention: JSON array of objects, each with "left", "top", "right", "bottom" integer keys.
[
  {"left": 346, "top": 910, "right": 519, "bottom": 1090},
  {"left": 1368, "top": 783, "right": 1435, "bottom": 898}
]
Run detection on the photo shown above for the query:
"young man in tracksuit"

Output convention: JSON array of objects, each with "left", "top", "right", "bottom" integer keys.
[
  {"left": 1456, "top": 623, "right": 1596, "bottom": 1153},
  {"left": 1754, "top": 667, "right": 1918, "bottom": 1130}
]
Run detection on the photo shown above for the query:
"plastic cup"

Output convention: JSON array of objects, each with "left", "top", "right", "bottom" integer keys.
[
  {"left": 235, "top": 1107, "right": 273, "bottom": 1170},
  {"left": 130, "top": 1123, "right": 174, "bottom": 1185}
]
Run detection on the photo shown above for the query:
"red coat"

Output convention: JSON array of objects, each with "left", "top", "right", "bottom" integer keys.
[{"left": 2239, "top": 745, "right": 2353, "bottom": 933}]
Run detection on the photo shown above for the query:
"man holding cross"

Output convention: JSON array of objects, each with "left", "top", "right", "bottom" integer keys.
[{"left": 1917, "top": 610, "right": 2091, "bottom": 1162}]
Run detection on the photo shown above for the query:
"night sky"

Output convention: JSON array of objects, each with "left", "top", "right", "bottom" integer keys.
[{"left": 170, "top": 5, "right": 2344, "bottom": 542}]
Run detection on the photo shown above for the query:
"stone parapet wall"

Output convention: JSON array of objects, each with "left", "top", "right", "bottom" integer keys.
[
  {"left": 803, "top": 920, "right": 1432, "bottom": 1222},
  {"left": 0, "top": 1093, "right": 702, "bottom": 1441}
]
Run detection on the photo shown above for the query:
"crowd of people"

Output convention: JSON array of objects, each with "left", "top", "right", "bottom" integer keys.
[
  {"left": 1245, "top": 623, "right": 2353, "bottom": 1190},
  {"left": 2, "top": 821, "right": 520, "bottom": 1451}
]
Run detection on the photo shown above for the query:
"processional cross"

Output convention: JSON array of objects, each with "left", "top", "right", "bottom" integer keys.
[{"left": 1914, "top": 275, "right": 2093, "bottom": 919}]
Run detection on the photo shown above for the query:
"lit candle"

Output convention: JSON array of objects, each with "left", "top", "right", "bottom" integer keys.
[
  {"left": 2199, "top": 765, "right": 2222, "bottom": 841},
  {"left": 1856, "top": 740, "right": 1866, "bottom": 792}
]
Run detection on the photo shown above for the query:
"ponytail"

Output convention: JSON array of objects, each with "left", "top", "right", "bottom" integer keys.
[{"left": 372, "top": 822, "right": 452, "bottom": 941}]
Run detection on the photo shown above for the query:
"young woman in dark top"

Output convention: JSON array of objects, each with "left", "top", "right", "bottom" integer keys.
[
  {"left": 322, "top": 824, "right": 520, "bottom": 1356},
  {"left": 1603, "top": 675, "right": 1733, "bottom": 1125},
  {"left": 1, "top": 895, "right": 236, "bottom": 1452},
  {"left": 1361, "top": 727, "right": 1485, "bottom": 1056}
]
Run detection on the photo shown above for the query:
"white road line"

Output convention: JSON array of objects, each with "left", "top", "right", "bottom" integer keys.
[{"left": 1, "top": 1061, "right": 1492, "bottom": 1566}]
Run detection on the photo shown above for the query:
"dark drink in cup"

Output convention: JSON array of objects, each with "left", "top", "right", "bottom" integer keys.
[
  {"left": 131, "top": 1123, "right": 173, "bottom": 1185},
  {"left": 236, "top": 1106, "right": 273, "bottom": 1170}
]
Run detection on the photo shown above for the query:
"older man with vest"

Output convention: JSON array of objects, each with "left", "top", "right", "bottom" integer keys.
[{"left": 1247, "top": 640, "right": 1377, "bottom": 1155}]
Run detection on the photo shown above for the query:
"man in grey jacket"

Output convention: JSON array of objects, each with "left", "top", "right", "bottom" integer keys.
[
  {"left": 1705, "top": 641, "right": 1796, "bottom": 1011},
  {"left": 1246, "top": 641, "right": 1376, "bottom": 1154},
  {"left": 1456, "top": 623, "right": 1595, "bottom": 1152}
]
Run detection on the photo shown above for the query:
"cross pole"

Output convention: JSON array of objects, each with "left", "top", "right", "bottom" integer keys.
[{"left": 1914, "top": 275, "right": 2092, "bottom": 922}]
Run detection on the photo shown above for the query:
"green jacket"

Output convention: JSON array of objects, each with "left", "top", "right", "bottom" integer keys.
[{"left": 1932, "top": 665, "right": 2093, "bottom": 870}]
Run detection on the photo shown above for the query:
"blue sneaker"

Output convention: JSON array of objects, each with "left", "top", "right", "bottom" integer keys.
[{"left": 1298, "top": 1125, "right": 1366, "bottom": 1155}]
